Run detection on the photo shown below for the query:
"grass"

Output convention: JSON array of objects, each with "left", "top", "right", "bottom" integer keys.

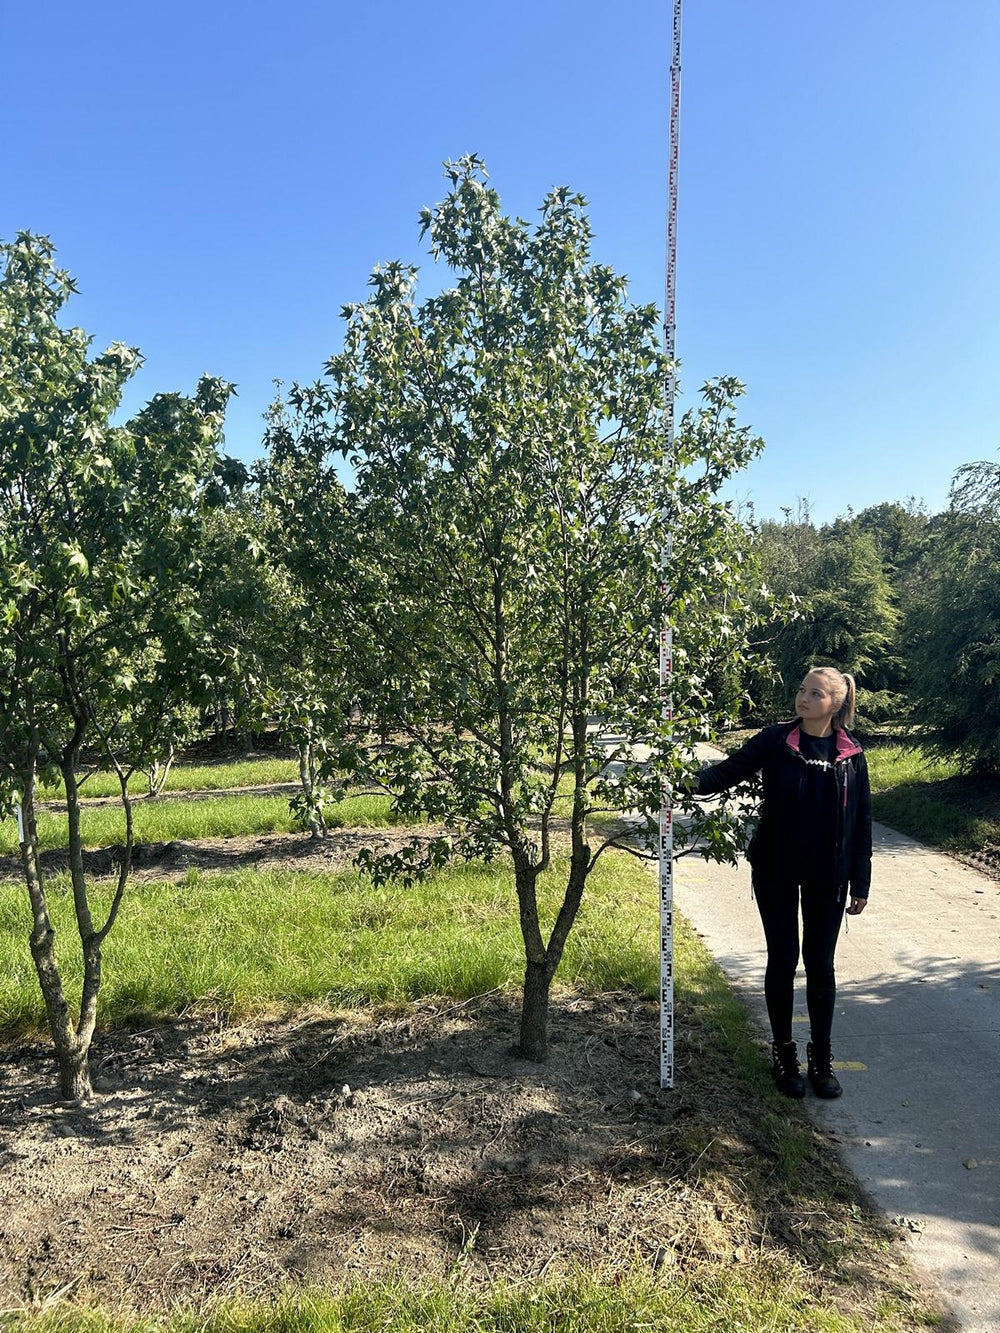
[
  {"left": 0, "top": 1264, "right": 942, "bottom": 1333},
  {"left": 36, "top": 758, "right": 303, "bottom": 801},
  {"left": 0, "top": 792, "right": 412, "bottom": 856},
  {"left": 865, "top": 738, "right": 1000, "bottom": 857},
  {"left": 0, "top": 853, "right": 658, "bottom": 1033}
]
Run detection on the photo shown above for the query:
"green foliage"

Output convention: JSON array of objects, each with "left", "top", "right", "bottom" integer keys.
[
  {"left": 748, "top": 505, "right": 904, "bottom": 725},
  {"left": 905, "top": 503, "right": 1000, "bottom": 773},
  {"left": 254, "top": 393, "right": 356, "bottom": 835},
  {"left": 275, "top": 158, "right": 771, "bottom": 884},
  {"left": 0, "top": 230, "right": 240, "bottom": 1094},
  {"left": 0, "top": 232, "right": 238, "bottom": 805}
]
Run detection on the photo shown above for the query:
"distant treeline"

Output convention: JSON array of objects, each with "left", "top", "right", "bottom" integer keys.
[{"left": 717, "top": 473, "right": 1000, "bottom": 774}]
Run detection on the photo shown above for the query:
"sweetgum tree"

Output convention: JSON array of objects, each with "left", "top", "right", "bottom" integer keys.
[
  {"left": 0, "top": 233, "right": 237, "bottom": 1100},
  {"left": 287, "top": 159, "right": 770, "bottom": 1059}
]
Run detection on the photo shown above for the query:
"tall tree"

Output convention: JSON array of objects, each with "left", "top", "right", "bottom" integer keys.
[
  {"left": 906, "top": 474, "right": 1000, "bottom": 773},
  {"left": 0, "top": 232, "right": 237, "bottom": 1100},
  {"left": 283, "top": 158, "right": 771, "bottom": 1060},
  {"left": 749, "top": 511, "right": 901, "bottom": 724}
]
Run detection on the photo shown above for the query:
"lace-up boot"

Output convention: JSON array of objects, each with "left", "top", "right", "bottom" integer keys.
[
  {"left": 807, "top": 1041, "right": 843, "bottom": 1098},
  {"left": 770, "top": 1040, "right": 805, "bottom": 1098}
]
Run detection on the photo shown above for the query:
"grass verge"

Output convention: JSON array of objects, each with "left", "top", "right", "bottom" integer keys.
[
  {"left": 0, "top": 1262, "right": 943, "bottom": 1333},
  {"left": 865, "top": 740, "right": 1000, "bottom": 858}
]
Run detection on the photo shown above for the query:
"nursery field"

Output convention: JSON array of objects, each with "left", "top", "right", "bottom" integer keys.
[{"left": 0, "top": 755, "right": 950, "bottom": 1332}]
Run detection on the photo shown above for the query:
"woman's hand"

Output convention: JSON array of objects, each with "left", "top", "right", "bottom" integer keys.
[{"left": 846, "top": 897, "right": 868, "bottom": 916}]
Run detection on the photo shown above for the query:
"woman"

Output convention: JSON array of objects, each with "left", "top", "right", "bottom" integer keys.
[{"left": 694, "top": 667, "right": 872, "bottom": 1099}]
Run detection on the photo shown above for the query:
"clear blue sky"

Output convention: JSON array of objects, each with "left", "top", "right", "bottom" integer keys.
[{"left": 2, "top": 0, "right": 997, "bottom": 522}]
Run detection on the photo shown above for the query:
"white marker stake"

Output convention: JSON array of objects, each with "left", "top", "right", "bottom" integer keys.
[
  {"left": 659, "top": 0, "right": 682, "bottom": 1090},
  {"left": 16, "top": 804, "right": 25, "bottom": 846}
]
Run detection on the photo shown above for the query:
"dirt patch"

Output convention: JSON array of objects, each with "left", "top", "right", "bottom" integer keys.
[
  {"left": 0, "top": 827, "right": 446, "bottom": 886},
  {"left": 0, "top": 994, "right": 941, "bottom": 1322}
]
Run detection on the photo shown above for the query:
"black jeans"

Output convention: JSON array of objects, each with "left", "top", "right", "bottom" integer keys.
[{"left": 752, "top": 870, "right": 846, "bottom": 1049}]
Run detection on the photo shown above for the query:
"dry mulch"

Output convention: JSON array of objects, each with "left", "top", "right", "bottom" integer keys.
[{"left": 0, "top": 990, "right": 945, "bottom": 1323}]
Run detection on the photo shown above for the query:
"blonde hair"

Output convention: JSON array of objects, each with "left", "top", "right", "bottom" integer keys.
[{"left": 803, "top": 666, "right": 856, "bottom": 730}]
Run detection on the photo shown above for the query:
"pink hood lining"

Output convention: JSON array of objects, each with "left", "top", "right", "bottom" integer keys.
[{"left": 783, "top": 722, "right": 863, "bottom": 762}]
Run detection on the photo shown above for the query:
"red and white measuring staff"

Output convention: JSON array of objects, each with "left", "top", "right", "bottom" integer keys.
[{"left": 659, "top": 0, "right": 682, "bottom": 1090}]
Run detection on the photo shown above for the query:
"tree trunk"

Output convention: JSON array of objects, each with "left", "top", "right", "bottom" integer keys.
[
  {"left": 148, "top": 739, "right": 175, "bottom": 799},
  {"left": 297, "top": 741, "right": 323, "bottom": 839},
  {"left": 513, "top": 855, "right": 551, "bottom": 1060},
  {"left": 519, "top": 957, "right": 552, "bottom": 1061},
  {"left": 20, "top": 771, "right": 95, "bottom": 1103},
  {"left": 57, "top": 1039, "right": 93, "bottom": 1102}
]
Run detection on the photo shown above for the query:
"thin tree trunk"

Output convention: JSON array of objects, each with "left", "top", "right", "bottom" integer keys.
[
  {"left": 297, "top": 740, "right": 323, "bottom": 838},
  {"left": 61, "top": 750, "right": 100, "bottom": 1099},
  {"left": 513, "top": 856, "right": 552, "bottom": 1060},
  {"left": 19, "top": 753, "right": 93, "bottom": 1101},
  {"left": 148, "top": 739, "right": 175, "bottom": 798}
]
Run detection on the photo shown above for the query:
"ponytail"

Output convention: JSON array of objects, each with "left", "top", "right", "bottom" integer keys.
[{"left": 834, "top": 672, "right": 856, "bottom": 730}]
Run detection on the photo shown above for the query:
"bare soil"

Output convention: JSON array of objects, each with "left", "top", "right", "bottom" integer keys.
[
  {"left": 0, "top": 808, "right": 950, "bottom": 1324},
  {"left": 0, "top": 827, "right": 443, "bottom": 887},
  {"left": 0, "top": 990, "right": 941, "bottom": 1322}
]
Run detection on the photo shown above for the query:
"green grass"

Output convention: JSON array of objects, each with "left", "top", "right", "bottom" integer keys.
[
  {"left": 865, "top": 739, "right": 1000, "bottom": 856},
  {"left": 0, "top": 1264, "right": 938, "bottom": 1333},
  {"left": 37, "top": 757, "right": 304, "bottom": 801},
  {"left": 863, "top": 741, "right": 960, "bottom": 792},
  {"left": 0, "top": 853, "right": 657, "bottom": 1033},
  {"left": 0, "top": 792, "right": 409, "bottom": 856}
]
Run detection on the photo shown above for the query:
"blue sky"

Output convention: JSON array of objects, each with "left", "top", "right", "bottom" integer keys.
[{"left": 2, "top": 0, "right": 997, "bottom": 522}]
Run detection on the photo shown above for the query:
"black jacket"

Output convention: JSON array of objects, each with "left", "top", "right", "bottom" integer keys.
[{"left": 695, "top": 720, "right": 873, "bottom": 901}]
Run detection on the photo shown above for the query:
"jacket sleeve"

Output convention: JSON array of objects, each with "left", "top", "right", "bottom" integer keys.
[
  {"left": 849, "top": 753, "right": 873, "bottom": 898},
  {"left": 695, "top": 728, "right": 772, "bottom": 797}
]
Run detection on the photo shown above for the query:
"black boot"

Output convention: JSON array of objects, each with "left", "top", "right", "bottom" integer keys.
[
  {"left": 807, "top": 1041, "right": 843, "bottom": 1098},
  {"left": 770, "top": 1040, "right": 805, "bottom": 1098}
]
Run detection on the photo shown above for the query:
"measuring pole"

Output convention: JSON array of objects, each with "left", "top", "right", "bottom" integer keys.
[{"left": 659, "top": 0, "right": 682, "bottom": 1090}]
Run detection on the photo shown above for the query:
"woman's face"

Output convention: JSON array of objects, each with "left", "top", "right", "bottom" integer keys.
[{"left": 795, "top": 673, "right": 839, "bottom": 725}]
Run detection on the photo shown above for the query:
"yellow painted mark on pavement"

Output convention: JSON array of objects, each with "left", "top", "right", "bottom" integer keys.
[{"left": 832, "top": 1061, "right": 867, "bottom": 1071}]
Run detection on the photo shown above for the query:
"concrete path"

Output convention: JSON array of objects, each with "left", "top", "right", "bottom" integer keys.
[{"left": 673, "top": 818, "right": 1000, "bottom": 1331}]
